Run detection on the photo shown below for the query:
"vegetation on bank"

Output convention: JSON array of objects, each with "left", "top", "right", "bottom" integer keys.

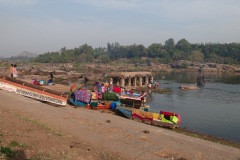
[{"left": 32, "top": 38, "right": 240, "bottom": 64}]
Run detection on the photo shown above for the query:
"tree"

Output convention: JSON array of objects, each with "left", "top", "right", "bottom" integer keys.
[
  {"left": 101, "top": 53, "right": 110, "bottom": 63},
  {"left": 147, "top": 43, "right": 162, "bottom": 58},
  {"left": 172, "top": 51, "right": 181, "bottom": 61},
  {"left": 176, "top": 39, "right": 192, "bottom": 59},
  {"left": 164, "top": 38, "right": 175, "bottom": 57},
  {"left": 188, "top": 50, "right": 204, "bottom": 63},
  {"left": 175, "top": 39, "right": 191, "bottom": 52}
]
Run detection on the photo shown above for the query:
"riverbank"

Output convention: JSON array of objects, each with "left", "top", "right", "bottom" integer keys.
[{"left": 0, "top": 90, "right": 240, "bottom": 160}]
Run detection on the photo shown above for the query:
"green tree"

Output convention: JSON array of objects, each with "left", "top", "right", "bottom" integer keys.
[
  {"left": 164, "top": 38, "right": 175, "bottom": 57},
  {"left": 147, "top": 43, "right": 163, "bottom": 58},
  {"left": 176, "top": 39, "right": 192, "bottom": 59},
  {"left": 176, "top": 39, "right": 191, "bottom": 52},
  {"left": 188, "top": 50, "right": 204, "bottom": 63}
]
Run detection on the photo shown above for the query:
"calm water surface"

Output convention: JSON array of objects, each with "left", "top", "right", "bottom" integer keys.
[{"left": 146, "top": 72, "right": 240, "bottom": 142}]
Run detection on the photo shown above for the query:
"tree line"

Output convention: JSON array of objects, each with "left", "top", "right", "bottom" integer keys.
[{"left": 34, "top": 38, "right": 240, "bottom": 64}]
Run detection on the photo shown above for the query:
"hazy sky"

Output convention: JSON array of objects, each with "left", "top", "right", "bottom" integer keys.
[{"left": 1, "top": 0, "right": 240, "bottom": 57}]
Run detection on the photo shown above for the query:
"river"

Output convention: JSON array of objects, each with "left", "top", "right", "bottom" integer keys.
[{"left": 146, "top": 71, "right": 240, "bottom": 142}]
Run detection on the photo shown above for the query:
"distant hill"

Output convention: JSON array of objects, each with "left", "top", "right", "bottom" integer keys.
[
  {"left": 6, "top": 51, "right": 39, "bottom": 61},
  {"left": 15, "top": 51, "right": 38, "bottom": 58}
]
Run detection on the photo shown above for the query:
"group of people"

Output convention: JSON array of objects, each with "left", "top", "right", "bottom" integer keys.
[
  {"left": 9, "top": 64, "right": 18, "bottom": 78},
  {"left": 147, "top": 80, "right": 160, "bottom": 89},
  {"left": 95, "top": 81, "right": 112, "bottom": 93},
  {"left": 32, "top": 72, "right": 54, "bottom": 86}
]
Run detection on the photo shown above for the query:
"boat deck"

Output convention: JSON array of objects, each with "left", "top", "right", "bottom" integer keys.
[{"left": 19, "top": 78, "right": 70, "bottom": 94}]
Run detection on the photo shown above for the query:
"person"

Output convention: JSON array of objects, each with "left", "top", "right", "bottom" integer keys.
[
  {"left": 197, "top": 74, "right": 205, "bottom": 86},
  {"left": 109, "top": 78, "right": 113, "bottom": 91},
  {"left": 48, "top": 78, "right": 53, "bottom": 85},
  {"left": 78, "top": 75, "right": 88, "bottom": 87},
  {"left": 97, "top": 81, "right": 102, "bottom": 93},
  {"left": 32, "top": 77, "right": 39, "bottom": 85},
  {"left": 84, "top": 76, "right": 88, "bottom": 88},
  {"left": 129, "top": 89, "right": 134, "bottom": 95},
  {"left": 9, "top": 64, "right": 14, "bottom": 78},
  {"left": 156, "top": 81, "right": 160, "bottom": 87},
  {"left": 50, "top": 72, "right": 54, "bottom": 81},
  {"left": 140, "top": 90, "right": 145, "bottom": 107},
  {"left": 12, "top": 64, "right": 18, "bottom": 78},
  {"left": 198, "top": 66, "right": 203, "bottom": 73},
  {"left": 103, "top": 73, "right": 109, "bottom": 83},
  {"left": 154, "top": 81, "right": 160, "bottom": 90},
  {"left": 147, "top": 83, "right": 152, "bottom": 88},
  {"left": 101, "top": 83, "right": 106, "bottom": 93}
]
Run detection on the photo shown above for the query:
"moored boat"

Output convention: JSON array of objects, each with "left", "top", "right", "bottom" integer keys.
[
  {"left": 0, "top": 75, "right": 68, "bottom": 105},
  {"left": 179, "top": 85, "right": 199, "bottom": 90},
  {"left": 69, "top": 86, "right": 119, "bottom": 110},
  {"left": 116, "top": 105, "right": 181, "bottom": 129},
  {"left": 112, "top": 85, "right": 147, "bottom": 109}
]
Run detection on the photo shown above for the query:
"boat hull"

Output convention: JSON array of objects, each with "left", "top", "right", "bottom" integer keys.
[{"left": 0, "top": 76, "right": 68, "bottom": 105}]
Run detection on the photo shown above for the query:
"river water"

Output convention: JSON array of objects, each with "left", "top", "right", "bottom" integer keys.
[{"left": 146, "top": 71, "right": 240, "bottom": 142}]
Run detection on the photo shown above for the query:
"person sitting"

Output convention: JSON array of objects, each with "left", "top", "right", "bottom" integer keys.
[
  {"left": 32, "top": 77, "right": 39, "bottom": 85},
  {"left": 101, "top": 83, "right": 106, "bottom": 93},
  {"left": 129, "top": 89, "right": 134, "bottom": 95},
  {"left": 39, "top": 80, "right": 45, "bottom": 86},
  {"left": 48, "top": 78, "right": 53, "bottom": 85}
]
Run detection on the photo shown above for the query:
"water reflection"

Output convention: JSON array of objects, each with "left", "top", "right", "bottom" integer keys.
[{"left": 156, "top": 72, "right": 240, "bottom": 84}]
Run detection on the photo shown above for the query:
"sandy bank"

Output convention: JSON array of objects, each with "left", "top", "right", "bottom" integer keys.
[{"left": 0, "top": 90, "right": 239, "bottom": 160}]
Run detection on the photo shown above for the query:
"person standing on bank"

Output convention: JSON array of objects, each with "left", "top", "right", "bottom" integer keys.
[
  {"left": 50, "top": 72, "right": 54, "bottom": 81},
  {"left": 9, "top": 64, "right": 14, "bottom": 78},
  {"left": 12, "top": 64, "right": 18, "bottom": 78}
]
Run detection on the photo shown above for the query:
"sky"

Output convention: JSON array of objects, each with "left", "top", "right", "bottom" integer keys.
[{"left": 1, "top": 0, "right": 240, "bottom": 57}]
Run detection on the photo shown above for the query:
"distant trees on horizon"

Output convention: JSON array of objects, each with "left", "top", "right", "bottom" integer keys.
[{"left": 33, "top": 38, "right": 240, "bottom": 64}]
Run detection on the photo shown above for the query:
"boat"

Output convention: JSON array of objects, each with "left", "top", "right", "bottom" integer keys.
[
  {"left": 116, "top": 105, "right": 181, "bottom": 129},
  {"left": 179, "top": 85, "right": 199, "bottom": 90},
  {"left": 118, "top": 92, "right": 146, "bottom": 109},
  {"left": 69, "top": 88, "right": 92, "bottom": 107},
  {"left": 69, "top": 88, "right": 118, "bottom": 109},
  {"left": 0, "top": 76, "right": 68, "bottom": 105},
  {"left": 112, "top": 85, "right": 147, "bottom": 109}
]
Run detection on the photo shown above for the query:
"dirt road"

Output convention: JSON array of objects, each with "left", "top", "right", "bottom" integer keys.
[{"left": 0, "top": 90, "right": 239, "bottom": 160}]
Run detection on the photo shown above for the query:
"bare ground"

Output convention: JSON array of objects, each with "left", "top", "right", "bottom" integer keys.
[{"left": 0, "top": 90, "right": 240, "bottom": 160}]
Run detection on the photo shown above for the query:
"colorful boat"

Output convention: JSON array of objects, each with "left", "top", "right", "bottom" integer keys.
[
  {"left": 112, "top": 86, "right": 147, "bottom": 109},
  {"left": 118, "top": 92, "right": 146, "bottom": 109},
  {"left": 116, "top": 106, "right": 181, "bottom": 129},
  {"left": 69, "top": 88, "right": 92, "bottom": 107},
  {"left": 69, "top": 88, "right": 118, "bottom": 109},
  {"left": 0, "top": 76, "right": 68, "bottom": 105}
]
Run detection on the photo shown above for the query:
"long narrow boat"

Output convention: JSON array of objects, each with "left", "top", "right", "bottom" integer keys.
[
  {"left": 0, "top": 76, "right": 68, "bottom": 105},
  {"left": 116, "top": 105, "right": 181, "bottom": 129},
  {"left": 112, "top": 86, "right": 147, "bottom": 109}
]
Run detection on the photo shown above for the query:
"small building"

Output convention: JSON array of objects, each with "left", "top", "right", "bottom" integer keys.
[{"left": 108, "top": 72, "right": 153, "bottom": 89}]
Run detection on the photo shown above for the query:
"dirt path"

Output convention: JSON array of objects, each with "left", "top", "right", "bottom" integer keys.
[{"left": 0, "top": 90, "right": 240, "bottom": 160}]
